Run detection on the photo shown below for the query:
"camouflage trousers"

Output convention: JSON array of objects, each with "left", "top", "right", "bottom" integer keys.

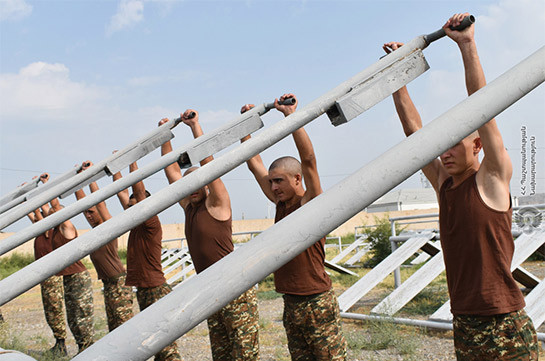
[
  {"left": 102, "top": 273, "right": 134, "bottom": 331},
  {"left": 63, "top": 270, "right": 94, "bottom": 352},
  {"left": 40, "top": 275, "right": 67, "bottom": 340},
  {"left": 137, "top": 283, "right": 181, "bottom": 361},
  {"left": 283, "top": 289, "right": 347, "bottom": 361},
  {"left": 453, "top": 309, "right": 538, "bottom": 360},
  {"left": 207, "top": 287, "right": 259, "bottom": 361}
]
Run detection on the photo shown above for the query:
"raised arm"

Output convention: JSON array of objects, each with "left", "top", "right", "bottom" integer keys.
[
  {"left": 81, "top": 161, "right": 112, "bottom": 222},
  {"left": 159, "top": 118, "right": 183, "bottom": 185},
  {"left": 180, "top": 110, "right": 231, "bottom": 219},
  {"left": 445, "top": 13, "right": 512, "bottom": 208},
  {"left": 129, "top": 161, "right": 147, "bottom": 203},
  {"left": 385, "top": 42, "right": 447, "bottom": 193},
  {"left": 276, "top": 93, "right": 322, "bottom": 204},
  {"left": 240, "top": 104, "right": 275, "bottom": 203},
  {"left": 112, "top": 152, "right": 130, "bottom": 210},
  {"left": 40, "top": 173, "right": 77, "bottom": 240}
]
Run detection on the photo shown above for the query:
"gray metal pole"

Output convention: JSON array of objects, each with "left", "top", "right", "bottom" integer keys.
[
  {"left": 0, "top": 117, "right": 191, "bottom": 229},
  {"left": 66, "top": 46, "right": 544, "bottom": 360},
  {"left": 341, "top": 313, "right": 545, "bottom": 342},
  {"left": 0, "top": 177, "right": 40, "bottom": 208},
  {"left": 0, "top": 35, "right": 432, "bottom": 305},
  {"left": 0, "top": 107, "right": 264, "bottom": 256},
  {"left": 391, "top": 219, "right": 402, "bottom": 288}
]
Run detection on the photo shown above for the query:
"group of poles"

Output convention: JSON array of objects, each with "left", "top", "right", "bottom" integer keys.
[{"left": 0, "top": 17, "right": 544, "bottom": 360}]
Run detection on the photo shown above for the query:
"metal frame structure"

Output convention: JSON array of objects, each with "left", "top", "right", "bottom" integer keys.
[{"left": 0, "top": 22, "right": 541, "bottom": 359}]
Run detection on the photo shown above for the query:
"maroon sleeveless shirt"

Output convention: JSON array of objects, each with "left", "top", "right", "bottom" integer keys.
[
  {"left": 439, "top": 172, "right": 525, "bottom": 315},
  {"left": 274, "top": 196, "right": 331, "bottom": 296},
  {"left": 34, "top": 232, "right": 53, "bottom": 260},
  {"left": 90, "top": 236, "right": 125, "bottom": 280},
  {"left": 184, "top": 200, "right": 233, "bottom": 274},
  {"left": 51, "top": 227, "right": 87, "bottom": 276},
  {"left": 125, "top": 215, "right": 166, "bottom": 288}
]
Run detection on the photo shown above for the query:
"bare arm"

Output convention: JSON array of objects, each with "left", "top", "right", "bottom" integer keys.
[
  {"left": 180, "top": 110, "right": 231, "bottom": 219},
  {"left": 40, "top": 173, "right": 77, "bottom": 240},
  {"left": 129, "top": 161, "right": 147, "bottom": 203},
  {"left": 80, "top": 161, "right": 113, "bottom": 221},
  {"left": 385, "top": 42, "right": 448, "bottom": 193},
  {"left": 276, "top": 93, "right": 322, "bottom": 204},
  {"left": 445, "top": 13, "right": 512, "bottom": 209},
  {"left": 112, "top": 157, "right": 130, "bottom": 210},
  {"left": 159, "top": 118, "right": 183, "bottom": 185},
  {"left": 240, "top": 104, "right": 275, "bottom": 203}
]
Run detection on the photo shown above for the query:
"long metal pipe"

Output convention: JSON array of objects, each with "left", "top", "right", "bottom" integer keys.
[
  {"left": 341, "top": 313, "right": 545, "bottom": 342},
  {"left": 0, "top": 120, "right": 181, "bottom": 230},
  {"left": 0, "top": 35, "right": 431, "bottom": 300},
  {"left": 63, "top": 46, "right": 545, "bottom": 360},
  {"left": 0, "top": 104, "right": 265, "bottom": 256}
]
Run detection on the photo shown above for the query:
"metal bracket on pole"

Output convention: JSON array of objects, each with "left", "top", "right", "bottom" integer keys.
[
  {"left": 327, "top": 49, "right": 430, "bottom": 126},
  {"left": 27, "top": 166, "right": 80, "bottom": 199},
  {"left": 58, "top": 129, "right": 174, "bottom": 199},
  {"left": 105, "top": 129, "right": 175, "bottom": 175},
  {"left": 178, "top": 113, "right": 264, "bottom": 168}
]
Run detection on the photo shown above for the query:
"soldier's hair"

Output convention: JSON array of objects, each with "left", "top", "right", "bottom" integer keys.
[
  {"left": 129, "top": 190, "right": 151, "bottom": 199},
  {"left": 183, "top": 166, "right": 199, "bottom": 177},
  {"left": 269, "top": 156, "right": 302, "bottom": 177}
]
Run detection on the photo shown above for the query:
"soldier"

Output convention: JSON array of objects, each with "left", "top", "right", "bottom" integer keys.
[
  {"left": 74, "top": 161, "right": 134, "bottom": 331},
  {"left": 113, "top": 161, "right": 181, "bottom": 361},
  {"left": 386, "top": 13, "right": 538, "bottom": 360},
  {"left": 160, "top": 110, "right": 259, "bottom": 360},
  {"left": 27, "top": 201, "right": 67, "bottom": 356},
  {"left": 241, "top": 94, "right": 347, "bottom": 360},
  {"left": 40, "top": 173, "right": 95, "bottom": 353}
]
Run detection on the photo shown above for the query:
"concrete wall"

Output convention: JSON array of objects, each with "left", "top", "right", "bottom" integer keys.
[{"left": 0, "top": 207, "right": 440, "bottom": 258}]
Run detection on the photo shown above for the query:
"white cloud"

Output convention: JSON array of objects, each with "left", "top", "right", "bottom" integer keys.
[
  {"left": 478, "top": 0, "right": 545, "bottom": 77},
  {"left": 0, "top": 0, "right": 32, "bottom": 22},
  {"left": 0, "top": 62, "right": 106, "bottom": 121},
  {"left": 106, "top": 0, "right": 144, "bottom": 36}
]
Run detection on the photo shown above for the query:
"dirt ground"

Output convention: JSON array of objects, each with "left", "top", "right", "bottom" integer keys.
[{"left": 1, "top": 263, "right": 544, "bottom": 361}]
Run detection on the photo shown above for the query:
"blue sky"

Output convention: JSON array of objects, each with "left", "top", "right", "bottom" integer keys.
[{"left": 1, "top": 0, "right": 544, "bottom": 232}]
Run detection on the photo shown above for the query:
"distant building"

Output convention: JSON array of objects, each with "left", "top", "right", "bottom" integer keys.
[
  {"left": 514, "top": 193, "right": 545, "bottom": 207},
  {"left": 366, "top": 188, "right": 438, "bottom": 213}
]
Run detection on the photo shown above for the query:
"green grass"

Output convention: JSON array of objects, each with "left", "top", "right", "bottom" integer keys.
[
  {"left": 346, "top": 319, "right": 419, "bottom": 360},
  {"left": 0, "top": 253, "right": 35, "bottom": 279}
]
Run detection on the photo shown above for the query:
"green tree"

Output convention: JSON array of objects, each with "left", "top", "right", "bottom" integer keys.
[{"left": 364, "top": 215, "right": 404, "bottom": 268}]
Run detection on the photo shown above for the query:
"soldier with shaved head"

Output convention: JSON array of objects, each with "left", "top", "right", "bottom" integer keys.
[
  {"left": 160, "top": 109, "right": 259, "bottom": 361},
  {"left": 387, "top": 12, "right": 538, "bottom": 360},
  {"left": 74, "top": 161, "right": 134, "bottom": 332},
  {"left": 241, "top": 93, "right": 347, "bottom": 360}
]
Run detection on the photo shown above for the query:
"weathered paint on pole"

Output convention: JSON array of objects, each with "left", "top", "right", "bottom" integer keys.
[
  {"left": 0, "top": 108, "right": 263, "bottom": 256},
  {"left": 0, "top": 35, "right": 431, "bottom": 305},
  {"left": 0, "top": 120, "right": 181, "bottom": 230},
  {"left": 66, "top": 46, "right": 545, "bottom": 360}
]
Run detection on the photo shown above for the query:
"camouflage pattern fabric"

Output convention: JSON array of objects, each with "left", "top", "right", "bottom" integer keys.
[
  {"left": 137, "top": 283, "right": 181, "bottom": 361},
  {"left": 63, "top": 270, "right": 94, "bottom": 352},
  {"left": 207, "top": 286, "right": 259, "bottom": 361},
  {"left": 453, "top": 309, "right": 538, "bottom": 360},
  {"left": 103, "top": 273, "right": 134, "bottom": 331},
  {"left": 40, "top": 275, "right": 67, "bottom": 340},
  {"left": 282, "top": 289, "right": 347, "bottom": 361}
]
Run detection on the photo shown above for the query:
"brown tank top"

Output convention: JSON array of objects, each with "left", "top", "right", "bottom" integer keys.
[
  {"left": 439, "top": 172, "right": 525, "bottom": 315},
  {"left": 125, "top": 215, "right": 166, "bottom": 288},
  {"left": 184, "top": 200, "right": 233, "bottom": 273},
  {"left": 51, "top": 227, "right": 87, "bottom": 276},
  {"left": 34, "top": 232, "right": 53, "bottom": 260},
  {"left": 90, "top": 237, "right": 125, "bottom": 280},
  {"left": 274, "top": 196, "right": 331, "bottom": 295}
]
